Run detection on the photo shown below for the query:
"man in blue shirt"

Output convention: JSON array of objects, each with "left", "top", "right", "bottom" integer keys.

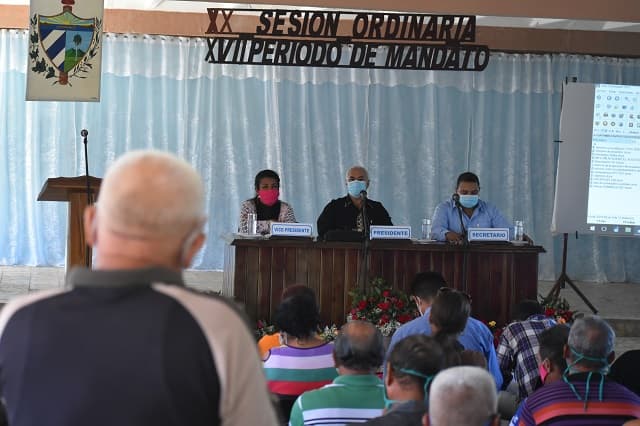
[
  {"left": 386, "top": 271, "right": 503, "bottom": 389},
  {"left": 431, "top": 172, "right": 513, "bottom": 242}
]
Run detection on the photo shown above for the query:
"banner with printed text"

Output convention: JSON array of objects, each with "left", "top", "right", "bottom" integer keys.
[
  {"left": 204, "top": 9, "right": 490, "bottom": 71},
  {"left": 26, "top": 0, "right": 104, "bottom": 101}
]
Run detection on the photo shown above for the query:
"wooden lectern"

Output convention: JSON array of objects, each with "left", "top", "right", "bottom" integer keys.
[{"left": 38, "top": 176, "right": 102, "bottom": 270}]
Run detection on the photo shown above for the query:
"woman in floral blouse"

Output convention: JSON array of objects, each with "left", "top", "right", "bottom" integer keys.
[{"left": 238, "top": 169, "right": 296, "bottom": 234}]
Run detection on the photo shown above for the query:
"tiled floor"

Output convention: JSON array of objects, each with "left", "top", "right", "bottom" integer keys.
[{"left": 1, "top": 266, "right": 638, "bottom": 355}]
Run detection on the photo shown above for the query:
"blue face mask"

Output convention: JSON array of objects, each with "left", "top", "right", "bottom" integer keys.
[
  {"left": 459, "top": 194, "right": 479, "bottom": 209},
  {"left": 383, "top": 386, "right": 402, "bottom": 410},
  {"left": 347, "top": 180, "right": 367, "bottom": 198},
  {"left": 384, "top": 367, "right": 434, "bottom": 409},
  {"left": 562, "top": 346, "right": 610, "bottom": 409}
]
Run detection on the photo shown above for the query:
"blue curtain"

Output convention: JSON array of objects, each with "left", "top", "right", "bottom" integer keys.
[{"left": 2, "top": 29, "right": 640, "bottom": 281}]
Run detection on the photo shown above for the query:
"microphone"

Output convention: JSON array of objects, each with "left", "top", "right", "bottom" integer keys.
[
  {"left": 360, "top": 190, "right": 368, "bottom": 199},
  {"left": 452, "top": 193, "right": 467, "bottom": 243},
  {"left": 80, "top": 128, "right": 91, "bottom": 267},
  {"left": 80, "top": 128, "right": 91, "bottom": 205}
]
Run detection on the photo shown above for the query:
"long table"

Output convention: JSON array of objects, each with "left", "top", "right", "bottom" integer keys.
[{"left": 222, "top": 237, "right": 545, "bottom": 327}]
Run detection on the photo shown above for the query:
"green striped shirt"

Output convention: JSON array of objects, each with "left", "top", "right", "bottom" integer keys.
[{"left": 289, "top": 374, "right": 385, "bottom": 425}]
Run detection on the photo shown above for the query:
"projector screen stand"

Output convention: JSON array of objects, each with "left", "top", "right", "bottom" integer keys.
[{"left": 546, "top": 233, "right": 598, "bottom": 314}]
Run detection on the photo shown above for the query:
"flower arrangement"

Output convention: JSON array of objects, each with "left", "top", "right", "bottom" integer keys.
[
  {"left": 256, "top": 319, "right": 276, "bottom": 339},
  {"left": 255, "top": 320, "right": 338, "bottom": 341},
  {"left": 320, "top": 325, "right": 339, "bottom": 341},
  {"left": 485, "top": 320, "right": 504, "bottom": 348},
  {"left": 347, "top": 277, "right": 417, "bottom": 336},
  {"left": 539, "top": 294, "right": 576, "bottom": 324}
]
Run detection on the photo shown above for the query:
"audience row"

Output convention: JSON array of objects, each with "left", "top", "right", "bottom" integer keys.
[{"left": 261, "top": 272, "right": 640, "bottom": 425}]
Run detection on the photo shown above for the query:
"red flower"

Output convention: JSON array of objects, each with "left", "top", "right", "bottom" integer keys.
[
  {"left": 257, "top": 320, "right": 264, "bottom": 328},
  {"left": 398, "top": 314, "right": 413, "bottom": 323},
  {"left": 395, "top": 300, "right": 404, "bottom": 309},
  {"left": 358, "top": 300, "right": 368, "bottom": 310},
  {"left": 379, "top": 314, "right": 390, "bottom": 325},
  {"left": 377, "top": 302, "right": 390, "bottom": 311},
  {"left": 382, "top": 290, "right": 391, "bottom": 298},
  {"left": 545, "top": 308, "right": 555, "bottom": 317}
]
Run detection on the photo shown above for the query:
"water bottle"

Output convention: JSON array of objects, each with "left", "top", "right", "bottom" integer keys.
[
  {"left": 248, "top": 213, "right": 258, "bottom": 235},
  {"left": 514, "top": 220, "right": 524, "bottom": 241},
  {"left": 421, "top": 218, "right": 432, "bottom": 240}
]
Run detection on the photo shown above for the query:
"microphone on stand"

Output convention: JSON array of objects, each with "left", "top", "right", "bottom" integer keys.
[
  {"left": 452, "top": 193, "right": 467, "bottom": 243},
  {"left": 81, "top": 129, "right": 91, "bottom": 206},
  {"left": 453, "top": 193, "right": 470, "bottom": 293},
  {"left": 81, "top": 129, "right": 92, "bottom": 267},
  {"left": 360, "top": 189, "right": 369, "bottom": 238}
]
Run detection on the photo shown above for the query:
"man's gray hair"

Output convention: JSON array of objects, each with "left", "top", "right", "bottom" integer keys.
[
  {"left": 333, "top": 320, "right": 384, "bottom": 372},
  {"left": 345, "top": 165, "right": 369, "bottom": 182},
  {"left": 568, "top": 316, "right": 615, "bottom": 367},
  {"left": 98, "top": 150, "right": 205, "bottom": 238},
  {"left": 428, "top": 366, "right": 497, "bottom": 426}
]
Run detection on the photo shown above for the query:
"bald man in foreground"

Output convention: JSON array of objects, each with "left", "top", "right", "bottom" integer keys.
[{"left": 0, "top": 151, "right": 278, "bottom": 426}]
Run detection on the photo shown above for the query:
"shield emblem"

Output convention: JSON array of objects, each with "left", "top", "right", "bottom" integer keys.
[{"left": 38, "top": 11, "right": 95, "bottom": 74}]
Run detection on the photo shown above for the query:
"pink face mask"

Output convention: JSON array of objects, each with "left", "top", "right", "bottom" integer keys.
[
  {"left": 539, "top": 363, "right": 549, "bottom": 384},
  {"left": 258, "top": 189, "right": 280, "bottom": 206}
]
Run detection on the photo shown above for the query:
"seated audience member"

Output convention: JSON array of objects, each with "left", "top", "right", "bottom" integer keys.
[
  {"left": 427, "top": 366, "right": 501, "bottom": 426},
  {"left": 429, "top": 288, "right": 472, "bottom": 367},
  {"left": 257, "top": 285, "right": 323, "bottom": 357},
  {"left": 461, "top": 350, "right": 488, "bottom": 368},
  {"left": 0, "top": 151, "right": 278, "bottom": 425},
  {"left": 263, "top": 285, "right": 338, "bottom": 397},
  {"left": 239, "top": 169, "right": 296, "bottom": 234},
  {"left": 431, "top": 172, "right": 513, "bottom": 243},
  {"left": 259, "top": 332, "right": 281, "bottom": 358},
  {"left": 518, "top": 316, "right": 640, "bottom": 425},
  {"left": 508, "top": 324, "right": 570, "bottom": 425},
  {"left": 609, "top": 349, "right": 640, "bottom": 396},
  {"left": 363, "top": 335, "right": 444, "bottom": 426},
  {"left": 289, "top": 321, "right": 385, "bottom": 426},
  {"left": 497, "top": 300, "right": 557, "bottom": 402},
  {"left": 387, "top": 272, "right": 503, "bottom": 389},
  {"left": 536, "top": 324, "right": 570, "bottom": 387},
  {"left": 317, "top": 166, "right": 392, "bottom": 239}
]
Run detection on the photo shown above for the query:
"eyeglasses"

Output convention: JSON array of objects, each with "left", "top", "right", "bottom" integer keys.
[{"left": 437, "top": 287, "right": 472, "bottom": 304}]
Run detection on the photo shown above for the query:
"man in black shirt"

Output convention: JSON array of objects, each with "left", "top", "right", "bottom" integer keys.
[
  {"left": 317, "top": 165, "right": 392, "bottom": 239},
  {"left": 0, "top": 151, "right": 278, "bottom": 426}
]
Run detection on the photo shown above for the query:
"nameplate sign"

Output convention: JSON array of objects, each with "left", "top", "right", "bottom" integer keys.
[
  {"left": 270, "top": 222, "right": 313, "bottom": 237},
  {"left": 468, "top": 228, "right": 509, "bottom": 242},
  {"left": 370, "top": 226, "right": 411, "bottom": 240}
]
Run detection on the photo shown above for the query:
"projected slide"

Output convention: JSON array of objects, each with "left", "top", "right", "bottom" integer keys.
[
  {"left": 552, "top": 82, "right": 640, "bottom": 237},
  {"left": 587, "top": 84, "right": 640, "bottom": 235}
]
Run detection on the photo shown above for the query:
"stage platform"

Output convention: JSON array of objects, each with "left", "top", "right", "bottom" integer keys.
[{"left": 0, "top": 266, "right": 637, "bottom": 354}]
